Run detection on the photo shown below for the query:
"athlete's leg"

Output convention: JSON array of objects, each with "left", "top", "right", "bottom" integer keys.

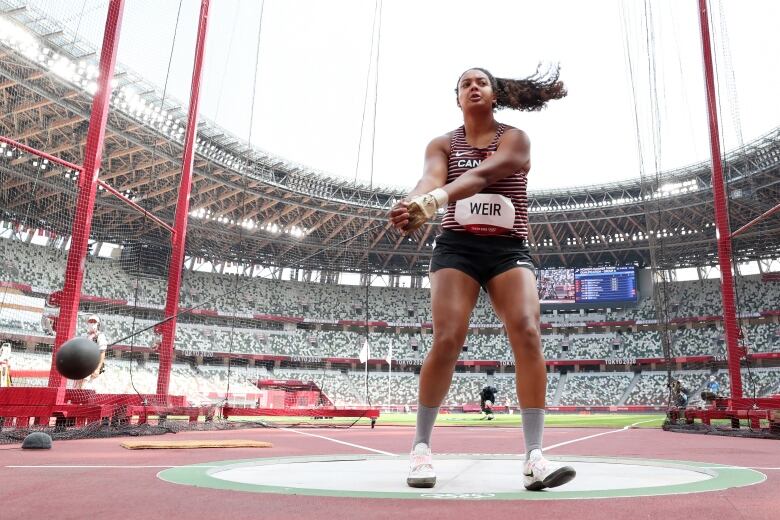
[
  {"left": 416, "top": 268, "right": 480, "bottom": 439},
  {"left": 487, "top": 267, "right": 575, "bottom": 490},
  {"left": 408, "top": 268, "right": 479, "bottom": 488}
]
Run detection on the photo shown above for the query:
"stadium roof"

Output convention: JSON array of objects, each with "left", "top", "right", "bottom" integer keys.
[{"left": 0, "top": 2, "right": 778, "bottom": 276}]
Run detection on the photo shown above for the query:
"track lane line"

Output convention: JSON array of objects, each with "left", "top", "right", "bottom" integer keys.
[
  {"left": 286, "top": 428, "right": 398, "bottom": 456},
  {"left": 543, "top": 419, "right": 660, "bottom": 452}
]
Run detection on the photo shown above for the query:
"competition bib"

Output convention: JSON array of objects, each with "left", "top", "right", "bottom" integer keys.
[{"left": 454, "top": 193, "right": 514, "bottom": 235}]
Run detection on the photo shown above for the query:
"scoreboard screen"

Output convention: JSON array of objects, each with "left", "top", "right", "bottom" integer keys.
[{"left": 574, "top": 266, "right": 637, "bottom": 303}]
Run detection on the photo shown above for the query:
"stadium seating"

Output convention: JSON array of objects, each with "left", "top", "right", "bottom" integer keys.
[
  {"left": 493, "top": 373, "right": 560, "bottom": 406},
  {"left": 557, "top": 373, "right": 633, "bottom": 406}
]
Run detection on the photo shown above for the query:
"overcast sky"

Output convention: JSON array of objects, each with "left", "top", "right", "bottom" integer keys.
[{"left": 27, "top": 0, "right": 780, "bottom": 192}]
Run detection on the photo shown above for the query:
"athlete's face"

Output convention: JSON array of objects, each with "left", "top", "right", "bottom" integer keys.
[{"left": 457, "top": 70, "right": 496, "bottom": 110}]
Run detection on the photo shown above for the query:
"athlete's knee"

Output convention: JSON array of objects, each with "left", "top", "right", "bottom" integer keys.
[
  {"left": 430, "top": 330, "right": 466, "bottom": 363},
  {"left": 506, "top": 317, "right": 541, "bottom": 350}
]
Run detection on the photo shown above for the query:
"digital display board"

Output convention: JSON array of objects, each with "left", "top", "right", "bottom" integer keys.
[
  {"left": 574, "top": 266, "right": 637, "bottom": 303},
  {"left": 537, "top": 268, "right": 575, "bottom": 303}
]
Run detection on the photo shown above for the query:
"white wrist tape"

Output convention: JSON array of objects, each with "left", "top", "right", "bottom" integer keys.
[{"left": 429, "top": 188, "right": 449, "bottom": 209}]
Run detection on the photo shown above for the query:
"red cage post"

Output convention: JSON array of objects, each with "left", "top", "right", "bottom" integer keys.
[
  {"left": 48, "top": 0, "right": 126, "bottom": 399},
  {"left": 697, "top": 0, "right": 742, "bottom": 399},
  {"left": 157, "top": 0, "right": 212, "bottom": 396}
]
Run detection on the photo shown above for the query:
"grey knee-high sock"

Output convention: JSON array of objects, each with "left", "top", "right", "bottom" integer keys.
[
  {"left": 521, "top": 408, "right": 545, "bottom": 457},
  {"left": 412, "top": 404, "right": 439, "bottom": 448}
]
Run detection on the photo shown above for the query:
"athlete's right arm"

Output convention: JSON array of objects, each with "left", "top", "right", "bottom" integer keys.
[{"left": 389, "top": 135, "right": 449, "bottom": 232}]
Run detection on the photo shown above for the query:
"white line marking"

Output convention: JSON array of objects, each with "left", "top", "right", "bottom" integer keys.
[
  {"left": 286, "top": 428, "right": 398, "bottom": 457},
  {"left": 544, "top": 419, "right": 659, "bottom": 452},
  {"left": 6, "top": 465, "right": 220, "bottom": 469}
]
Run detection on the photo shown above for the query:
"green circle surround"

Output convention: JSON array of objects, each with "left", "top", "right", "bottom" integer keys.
[{"left": 158, "top": 454, "right": 765, "bottom": 501}]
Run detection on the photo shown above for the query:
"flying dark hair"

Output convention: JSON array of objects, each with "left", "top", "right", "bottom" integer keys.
[{"left": 456, "top": 64, "right": 567, "bottom": 111}]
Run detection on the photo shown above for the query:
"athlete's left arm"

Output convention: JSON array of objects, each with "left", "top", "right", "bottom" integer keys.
[{"left": 441, "top": 128, "right": 530, "bottom": 202}]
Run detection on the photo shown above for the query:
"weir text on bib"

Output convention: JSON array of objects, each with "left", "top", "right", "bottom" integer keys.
[{"left": 454, "top": 193, "right": 514, "bottom": 235}]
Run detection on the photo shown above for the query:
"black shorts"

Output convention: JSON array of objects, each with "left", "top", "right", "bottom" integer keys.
[{"left": 430, "top": 230, "right": 536, "bottom": 288}]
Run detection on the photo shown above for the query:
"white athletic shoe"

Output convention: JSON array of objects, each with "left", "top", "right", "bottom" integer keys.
[
  {"left": 523, "top": 449, "right": 576, "bottom": 491},
  {"left": 407, "top": 442, "right": 436, "bottom": 488}
]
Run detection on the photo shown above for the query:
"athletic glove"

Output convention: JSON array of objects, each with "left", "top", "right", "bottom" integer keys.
[{"left": 404, "top": 188, "right": 449, "bottom": 233}]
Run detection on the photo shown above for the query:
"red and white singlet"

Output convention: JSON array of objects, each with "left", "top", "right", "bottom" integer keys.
[{"left": 440, "top": 123, "right": 529, "bottom": 239}]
